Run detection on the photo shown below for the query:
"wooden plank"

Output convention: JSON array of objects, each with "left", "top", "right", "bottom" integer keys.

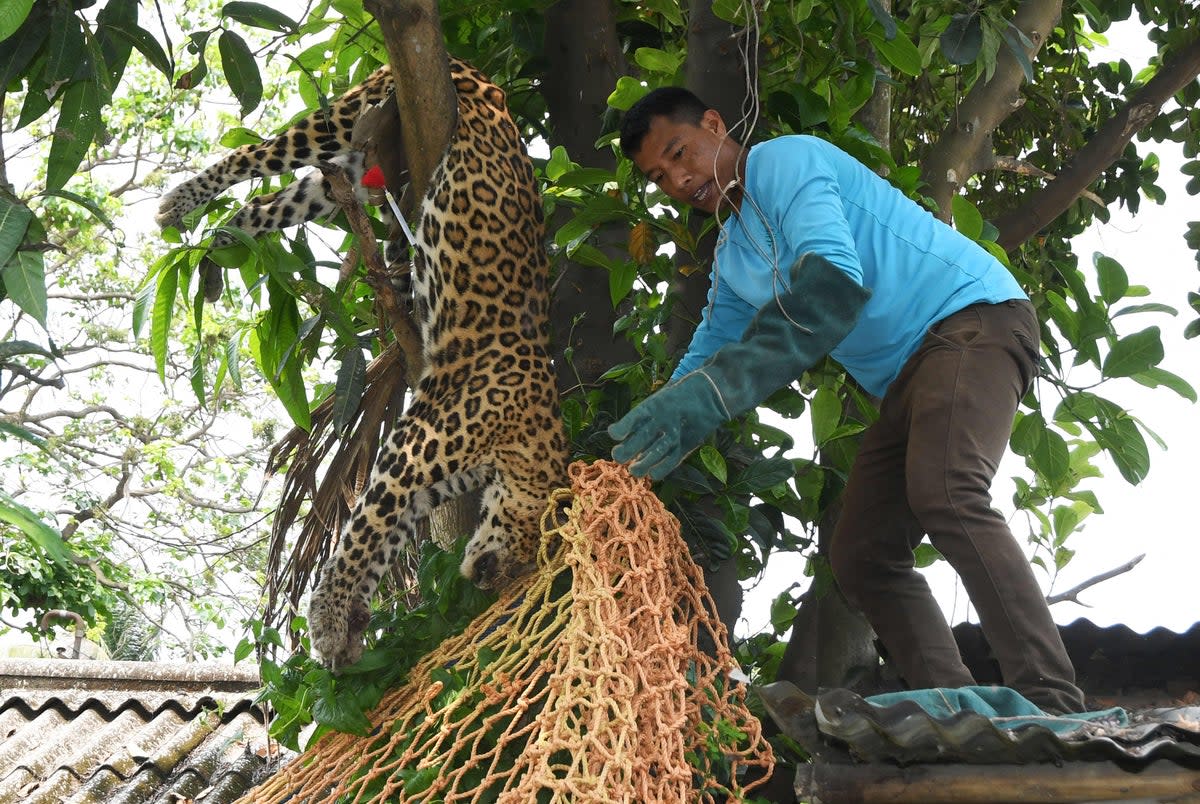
[{"left": 798, "top": 759, "right": 1200, "bottom": 803}]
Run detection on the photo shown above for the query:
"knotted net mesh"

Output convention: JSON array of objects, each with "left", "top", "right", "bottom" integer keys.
[{"left": 242, "top": 460, "right": 774, "bottom": 803}]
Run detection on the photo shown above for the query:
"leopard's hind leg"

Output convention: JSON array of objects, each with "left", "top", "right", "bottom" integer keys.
[{"left": 307, "top": 399, "right": 493, "bottom": 669}]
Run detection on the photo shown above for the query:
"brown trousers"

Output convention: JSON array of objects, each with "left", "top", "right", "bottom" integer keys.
[{"left": 830, "top": 299, "right": 1086, "bottom": 714}]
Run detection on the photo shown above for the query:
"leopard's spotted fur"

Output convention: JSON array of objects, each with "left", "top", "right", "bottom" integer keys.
[{"left": 158, "top": 58, "right": 569, "bottom": 669}]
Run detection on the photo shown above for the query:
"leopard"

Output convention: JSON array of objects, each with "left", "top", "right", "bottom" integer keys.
[{"left": 157, "top": 57, "right": 569, "bottom": 670}]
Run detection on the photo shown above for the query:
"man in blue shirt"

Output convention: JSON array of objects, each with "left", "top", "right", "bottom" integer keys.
[{"left": 609, "top": 87, "right": 1085, "bottom": 714}]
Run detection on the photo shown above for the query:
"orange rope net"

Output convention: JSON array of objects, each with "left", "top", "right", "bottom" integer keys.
[{"left": 242, "top": 460, "right": 774, "bottom": 803}]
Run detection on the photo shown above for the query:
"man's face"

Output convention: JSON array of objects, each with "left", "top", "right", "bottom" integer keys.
[{"left": 631, "top": 109, "right": 742, "bottom": 215}]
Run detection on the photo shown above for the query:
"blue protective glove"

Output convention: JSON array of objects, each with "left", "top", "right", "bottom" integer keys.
[{"left": 610, "top": 253, "right": 870, "bottom": 480}]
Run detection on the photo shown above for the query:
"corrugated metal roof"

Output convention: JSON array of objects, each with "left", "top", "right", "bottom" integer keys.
[
  {"left": 758, "top": 681, "right": 1200, "bottom": 803},
  {"left": 810, "top": 687, "right": 1200, "bottom": 765},
  {"left": 956, "top": 619, "right": 1200, "bottom": 706},
  {"left": 0, "top": 659, "right": 288, "bottom": 804}
]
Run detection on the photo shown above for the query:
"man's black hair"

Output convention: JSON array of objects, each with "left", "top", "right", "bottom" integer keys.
[{"left": 619, "top": 86, "right": 710, "bottom": 159}]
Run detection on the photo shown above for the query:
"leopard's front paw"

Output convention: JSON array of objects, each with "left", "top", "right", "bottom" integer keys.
[
  {"left": 308, "top": 581, "right": 370, "bottom": 671},
  {"left": 156, "top": 182, "right": 209, "bottom": 231}
]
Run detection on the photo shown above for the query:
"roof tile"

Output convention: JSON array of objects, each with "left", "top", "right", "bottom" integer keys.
[{"left": 0, "top": 659, "right": 289, "bottom": 804}]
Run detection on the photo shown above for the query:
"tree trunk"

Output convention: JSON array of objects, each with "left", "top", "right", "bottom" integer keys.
[
  {"left": 364, "top": 0, "right": 480, "bottom": 549},
  {"left": 542, "top": 0, "right": 638, "bottom": 393},
  {"left": 676, "top": 0, "right": 759, "bottom": 637},
  {"left": 363, "top": 0, "right": 455, "bottom": 203}
]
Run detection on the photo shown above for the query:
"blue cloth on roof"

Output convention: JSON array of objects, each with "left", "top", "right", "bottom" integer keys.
[
  {"left": 673, "top": 135, "right": 1026, "bottom": 397},
  {"left": 865, "top": 686, "right": 1129, "bottom": 735}
]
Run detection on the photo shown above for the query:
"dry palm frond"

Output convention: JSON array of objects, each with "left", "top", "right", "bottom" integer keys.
[{"left": 264, "top": 341, "right": 416, "bottom": 630}]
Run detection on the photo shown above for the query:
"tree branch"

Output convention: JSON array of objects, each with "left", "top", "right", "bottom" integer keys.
[
  {"left": 921, "top": 1, "right": 1063, "bottom": 220},
  {"left": 995, "top": 31, "right": 1200, "bottom": 251},
  {"left": 62, "top": 466, "right": 131, "bottom": 541},
  {"left": 20, "top": 404, "right": 126, "bottom": 424},
  {"left": 1046, "top": 553, "right": 1145, "bottom": 606},
  {"left": 0, "top": 362, "right": 65, "bottom": 389},
  {"left": 319, "top": 160, "right": 423, "bottom": 386},
  {"left": 989, "top": 155, "right": 1106, "bottom": 207}
]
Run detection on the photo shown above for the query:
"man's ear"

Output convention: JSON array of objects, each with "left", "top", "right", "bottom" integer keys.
[{"left": 701, "top": 108, "right": 727, "bottom": 137}]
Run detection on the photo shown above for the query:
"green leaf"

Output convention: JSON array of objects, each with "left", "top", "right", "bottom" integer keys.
[
  {"left": 332, "top": 347, "right": 366, "bottom": 433},
  {"left": 2, "top": 250, "right": 48, "bottom": 326},
  {"left": 1075, "top": 0, "right": 1109, "bottom": 30},
  {"left": 0, "top": 196, "right": 32, "bottom": 268},
  {"left": 866, "top": 0, "right": 897, "bottom": 39},
  {"left": 218, "top": 30, "right": 263, "bottom": 117},
  {"left": 234, "top": 637, "right": 255, "bottom": 664},
  {"left": 1130, "top": 366, "right": 1197, "bottom": 402},
  {"left": 1112, "top": 302, "right": 1177, "bottom": 318},
  {"left": 545, "top": 145, "right": 573, "bottom": 181},
  {"left": 0, "top": 420, "right": 46, "bottom": 449},
  {"left": 218, "top": 126, "right": 264, "bottom": 149},
  {"left": 151, "top": 264, "right": 179, "bottom": 380},
  {"left": 0, "top": 339, "right": 52, "bottom": 361},
  {"left": 403, "top": 766, "right": 441, "bottom": 796},
  {"left": 0, "top": 0, "right": 34, "bottom": 44},
  {"left": 1102, "top": 326, "right": 1163, "bottom": 378},
  {"left": 710, "top": 0, "right": 743, "bottom": 24},
  {"left": 641, "top": 0, "right": 684, "bottom": 26},
  {"left": 608, "top": 75, "right": 648, "bottom": 111},
  {"left": 175, "top": 31, "right": 211, "bottom": 90},
  {"left": 699, "top": 445, "right": 727, "bottom": 484},
  {"left": 0, "top": 489, "right": 71, "bottom": 565},
  {"left": 566, "top": 243, "right": 614, "bottom": 271},
  {"left": 131, "top": 271, "right": 158, "bottom": 338},
  {"left": 810, "top": 386, "right": 841, "bottom": 445},
  {"left": 43, "top": 9, "right": 85, "bottom": 84},
  {"left": 553, "top": 167, "right": 617, "bottom": 190},
  {"left": 951, "top": 195, "right": 983, "bottom": 240},
  {"left": 730, "top": 456, "right": 795, "bottom": 495},
  {"left": 224, "top": 332, "right": 243, "bottom": 389},
  {"left": 1094, "top": 254, "right": 1128, "bottom": 304},
  {"left": 1012, "top": 412, "right": 1041, "bottom": 456},
  {"left": 1011, "top": 411, "right": 1069, "bottom": 484},
  {"left": 93, "top": 0, "right": 137, "bottom": 92},
  {"left": 940, "top": 13, "right": 983, "bottom": 65},
  {"left": 913, "top": 543, "right": 942, "bottom": 568},
  {"left": 633, "top": 47, "right": 682, "bottom": 75},
  {"left": 41, "top": 189, "right": 115, "bottom": 229},
  {"left": 311, "top": 690, "right": 371, "bottom": 735},
  {"left": 260, "top": 278, "right": 311, "bottom": 429},
  {"left": 608, "top": 260, "right": 636, "bottom": 307},
  {"left": 770, "top": 589, "right": 799, "bottom": 631},
  {"left": 867, "top": 28, "right": 923, "bottom": 77},
  {"left": 221, "top": 1, "right": 298, "bottom": 33},
  {"left": 1099, "top": 417, "right": 1150, "bottom": 485},
  {"left": 1033, "top": 427, "right": 1071, "bottom": 485},
  {"left": 189, "top": 345, "right": 207, "bottom": 406},
  {"left": 101, "top": 20, "right": 173, "bottom": 79},
  {"left": 46, "top": 80, "right": 102, "bottom": 192},
  {"left": 1051, "top": 500, "right": 1093, "bottom": 546},
  {"left": 1001, "top": 23, "right": 1035, "bottom": 82},
  {"left": 0, "top": 7, "right": 47, "bottom": 88}
]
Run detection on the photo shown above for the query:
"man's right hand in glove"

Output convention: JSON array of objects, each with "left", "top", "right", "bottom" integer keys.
[{"left": 609, "top": 252, "right": 870, "bottom": 480}]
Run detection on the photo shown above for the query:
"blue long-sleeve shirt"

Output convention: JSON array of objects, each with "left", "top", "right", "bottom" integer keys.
[{"left": 671, "top": 135, "right": 1025, "bottom": 398}]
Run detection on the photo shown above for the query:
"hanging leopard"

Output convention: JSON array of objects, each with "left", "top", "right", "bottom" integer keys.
[{"left": 157, "top": 57, "right": 569, "bottom": 669}]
